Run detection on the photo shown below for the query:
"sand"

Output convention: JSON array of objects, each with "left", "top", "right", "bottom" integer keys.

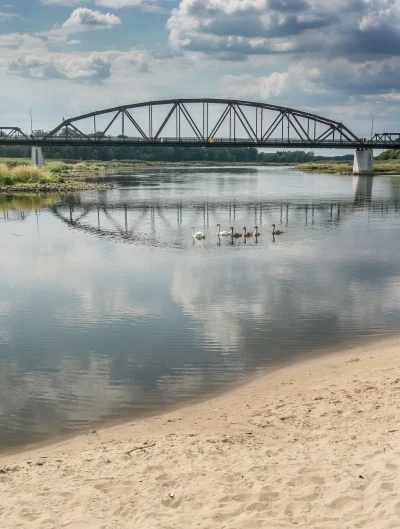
[{"left": 2, "top": 337, "right": 400, "bottom": 528}]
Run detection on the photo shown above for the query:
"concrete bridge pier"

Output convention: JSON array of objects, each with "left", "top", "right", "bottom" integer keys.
[
  {"left": 32, "top": 146, "right": 45, "bottom": 168},
  {"left": 353, "top": 148, "right": 373, "bottom": 175}
]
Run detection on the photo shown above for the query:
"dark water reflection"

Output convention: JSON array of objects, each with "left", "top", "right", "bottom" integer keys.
[{"left": 0, "top": 167, "right": 400, "bottom": 450}]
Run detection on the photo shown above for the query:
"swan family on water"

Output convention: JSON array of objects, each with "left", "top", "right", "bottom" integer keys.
[{"left": 192, "top": 224, "right": 284, "bottom": 239}]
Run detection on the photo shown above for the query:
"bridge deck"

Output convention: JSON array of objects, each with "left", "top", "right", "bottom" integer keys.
[
  {"left": 0, "top": 137, "right": 394, "bottom": 149},
  {"left": 1, "top": 99, "right": 398, "bottom": 150}
]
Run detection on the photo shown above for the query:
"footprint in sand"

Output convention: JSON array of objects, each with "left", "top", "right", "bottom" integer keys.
[
  {"left": 219, "top": 493, "right": 251, "bottom": 503},
  {"left": 246, "top": 501, "right": 269, "bottom": 512},
  {"left": 161, "top": 496, "right": 182, "bottom": 509},
  {"left": 380, "top": 482, "right": 394, "bottom": 492},
  {"left": 94, "top": 482, "right": 134, "bottom": 496},
  {"left": 327, "top": 496, "right": 357, "bottom": 510}
]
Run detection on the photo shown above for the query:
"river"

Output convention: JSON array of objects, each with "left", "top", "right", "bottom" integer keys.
[{"left": 0, "top": 166, "right": 399, "bottom": 450}]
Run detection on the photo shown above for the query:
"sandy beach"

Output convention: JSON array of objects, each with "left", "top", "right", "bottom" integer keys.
[{"left": 1, "top": 337, "right": 400, "bottom": 528}]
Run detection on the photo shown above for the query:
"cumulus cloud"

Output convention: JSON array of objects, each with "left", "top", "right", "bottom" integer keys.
[
  {"left": 168, "top": 0, "right": 400, "bottom": 59},
  {"left": 8, "top": 53, "right": 111, "bottom": 83},
  {"left": 63, "top": 7, "right": 121, "bottom": 30},
  {"left": 0, "top": 33, "right": 26, "bottom": 47},
  {"left": 224, "top": 71, "right": 290, "bottom": 99},
  {"left": 41, "top": 0, "right": 153, "bottom": 7},
  {"left": 96, "top": 0, "right": 146, "bottom": 6},
  {"left": 223, "top": 55, "right": 400, "bottom": 106},
  {"left": 119, "top": 49, "right": 152, "bottom": 72}
]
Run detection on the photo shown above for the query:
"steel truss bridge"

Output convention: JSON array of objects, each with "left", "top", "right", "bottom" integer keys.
[{"left": 1, "top": 99, "right": 399, "bottom": 149}]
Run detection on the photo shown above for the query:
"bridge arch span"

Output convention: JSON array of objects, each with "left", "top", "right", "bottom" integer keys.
[{"left": 43, "top": 98, "right": 360, "bottom": 147}]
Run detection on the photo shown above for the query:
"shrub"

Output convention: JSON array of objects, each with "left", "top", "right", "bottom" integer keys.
[
  {"left": 3, "top": 176, "right": 14, "bottom": 185},
  {"left": 74, "top": 163, "right": 88, "bottom": 170},
  {"left": 39, "top": 177, "right": 53, "bottom": 184},
  {"left": 47, "top": 161, "right": 68, "bottom": 173}
]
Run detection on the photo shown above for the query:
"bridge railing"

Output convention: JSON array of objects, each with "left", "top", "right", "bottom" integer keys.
[
  {"left": 0, "top": 99, "right": 398, "bottom": 149},
  {"left": 0, "top": 135, "right": 390, "bottom": 146}
]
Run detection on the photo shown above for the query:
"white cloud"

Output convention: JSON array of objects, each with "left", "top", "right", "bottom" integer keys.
[
  {"left": 96, "top": 0, "right": 146, "bottom": 6},
  {"left": 41, "top": 0, "right": 153, "bottom": 7},
  {"left": 0, "top": 32, "right": 25, "bottom": 47},
  {"left": 167, "top": 0, "right": 400, "bottom": 60},
  {"left": 63, "top": 7, "right": 121, "bottom": 30},
  {"left": 225, "top": 71, "right": 289, "bottom": 99},
  {"left": 8, "top": 52, "right": 112, "bottom": 83},
  {"left": 0, "top": 11, "right": 18, "bottom": 21}
]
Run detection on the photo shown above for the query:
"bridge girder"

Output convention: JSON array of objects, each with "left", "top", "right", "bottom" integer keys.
[
  {"left": 0, "top": 99, "right": 398, "bottom": 149},
  {"left": 42, "top": 98, "right": 359, "bottom": 146}
]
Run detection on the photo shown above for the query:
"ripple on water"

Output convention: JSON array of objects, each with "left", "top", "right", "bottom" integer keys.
[{"left": 0, "top": 168, "right": 399, "bottom": 449}]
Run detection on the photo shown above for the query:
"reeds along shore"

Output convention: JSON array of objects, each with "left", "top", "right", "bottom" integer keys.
[
  {"left": 0, "top": 165, "right": 55, "bottom": 186},
  {"left": 0, "top": 160, "right": 112, "bottom": 193},
  {"left": 295, "top": 160, "right": 400, "bottom": 174}
]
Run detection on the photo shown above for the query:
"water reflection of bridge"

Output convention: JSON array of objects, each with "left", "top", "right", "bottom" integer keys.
[
  {"left": 49, "top": 195, "right": 398, "bottom": 248},
  {"left": 3, "top": 175, "right": 399, "bottom": 243}
]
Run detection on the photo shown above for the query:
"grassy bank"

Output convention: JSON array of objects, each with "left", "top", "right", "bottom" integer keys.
[
  {"left": 295, "top": 160, "right": 400, "bottom": 175},
  {"left": 295, "top": 162, "right": 352, "bottom": 174},
  {"left": 0, "top": 160, "right": 112, "bottom": 193},
  {"left": 0, "top": 158, "right": 297, "bottom": 190},
  {"left": 0, "top": 165, "right": 57, "bottom": 186}
]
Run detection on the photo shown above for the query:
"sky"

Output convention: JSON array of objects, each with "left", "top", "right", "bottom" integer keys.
[{"left": 0, "top": 0, "right": 399, "bottom": 138}]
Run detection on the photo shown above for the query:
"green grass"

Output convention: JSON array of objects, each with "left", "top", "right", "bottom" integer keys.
[
  {"left": 296, "top": 160, "right": 400, "bottom": 175},
  {"left": 295, "top": 162, "right": 352, "bottom": 173},
  {"left": 0, "top": 164, "right": 57, "bottom": 186},
  {"left": 373, "top": 161, "right": 400, "bottom": 174},
  {"left": 0, "top": 158, "right": 31, "bottom": 168},
  {"left": 46, "top": 161, "right": 69, "bottom": 173}
]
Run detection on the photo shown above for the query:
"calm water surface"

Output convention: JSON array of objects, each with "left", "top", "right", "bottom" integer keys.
[{"left": 1, "top": 167, "right": 400, "bottom": 450}]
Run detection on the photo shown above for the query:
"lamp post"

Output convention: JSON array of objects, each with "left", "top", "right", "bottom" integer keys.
[{"left": 370, "top": 114, "right": 374, "bottom": 140}]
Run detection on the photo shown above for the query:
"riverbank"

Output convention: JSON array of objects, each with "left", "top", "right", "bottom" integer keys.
[
  {"left": 1, "top": 336, "right": 400, "bottom": 528},
  {"left": 0, "top": 162, "right": 113, "bottom": 194},
  {"left": 0, "top": 182, "right": 112, "bottom": 195},
  {"left": 295, "top": 160, "right": 400, "bottom": 175}
]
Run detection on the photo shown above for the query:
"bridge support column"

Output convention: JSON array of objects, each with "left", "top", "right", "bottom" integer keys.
[
  {"left": 353, "top": 148, "right": 373, "bottom": 175},
  {"left": 31, "top": 146, "right": 45, "bottom": 168}
]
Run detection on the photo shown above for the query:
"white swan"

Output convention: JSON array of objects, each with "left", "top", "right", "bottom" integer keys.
[
  {"left": 192, "top": 226, "right": 205, "bottom": 239},
  {"left": 216, "top": 224, "right": 231, "bottom": 236}
]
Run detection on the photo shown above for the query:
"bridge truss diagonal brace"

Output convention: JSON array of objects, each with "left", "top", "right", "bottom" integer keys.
[
  {"left": 208, "top": 104, "right": 231, "bottom": 140},
  {"left": 154, "top": 104, "right": 177, "bottom": 140},
  {"left": 68, "top": 122, "right": 95, "bottom": 142},
  {"left": 233, "top": 105, "right": 257, "bottom": 141},
  {"left": 102, "top": 111, "right": 121, "bottom": 136},
  {"left": 123, "top": 110, "right": 149, "bottom": 140},
  {"left": 261, "top": 111, "right": 286, "bottom": 142},
  {"left": 291, "top": 114, "right": 311, "bottom": 142},
  {"left": 315, "top": 124, "right": 338, "bottom": 143},
  {"left": 285, "top": 113, "right": 307, "bottom": 142},
  {"left": 179, "top": 103, "right": 204, "bottom": 140}
]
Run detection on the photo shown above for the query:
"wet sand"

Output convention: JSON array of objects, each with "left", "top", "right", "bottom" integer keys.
[{"left": 1, "top": 336, "right": 400, "bottom": 528}]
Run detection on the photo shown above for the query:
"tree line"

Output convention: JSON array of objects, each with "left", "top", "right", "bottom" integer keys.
[
  {"left": 0, "top": 144, "right": 356, "bottom": 163},
  {"left": 378, "top": 149, "right": 400, "bottom": 160}
]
